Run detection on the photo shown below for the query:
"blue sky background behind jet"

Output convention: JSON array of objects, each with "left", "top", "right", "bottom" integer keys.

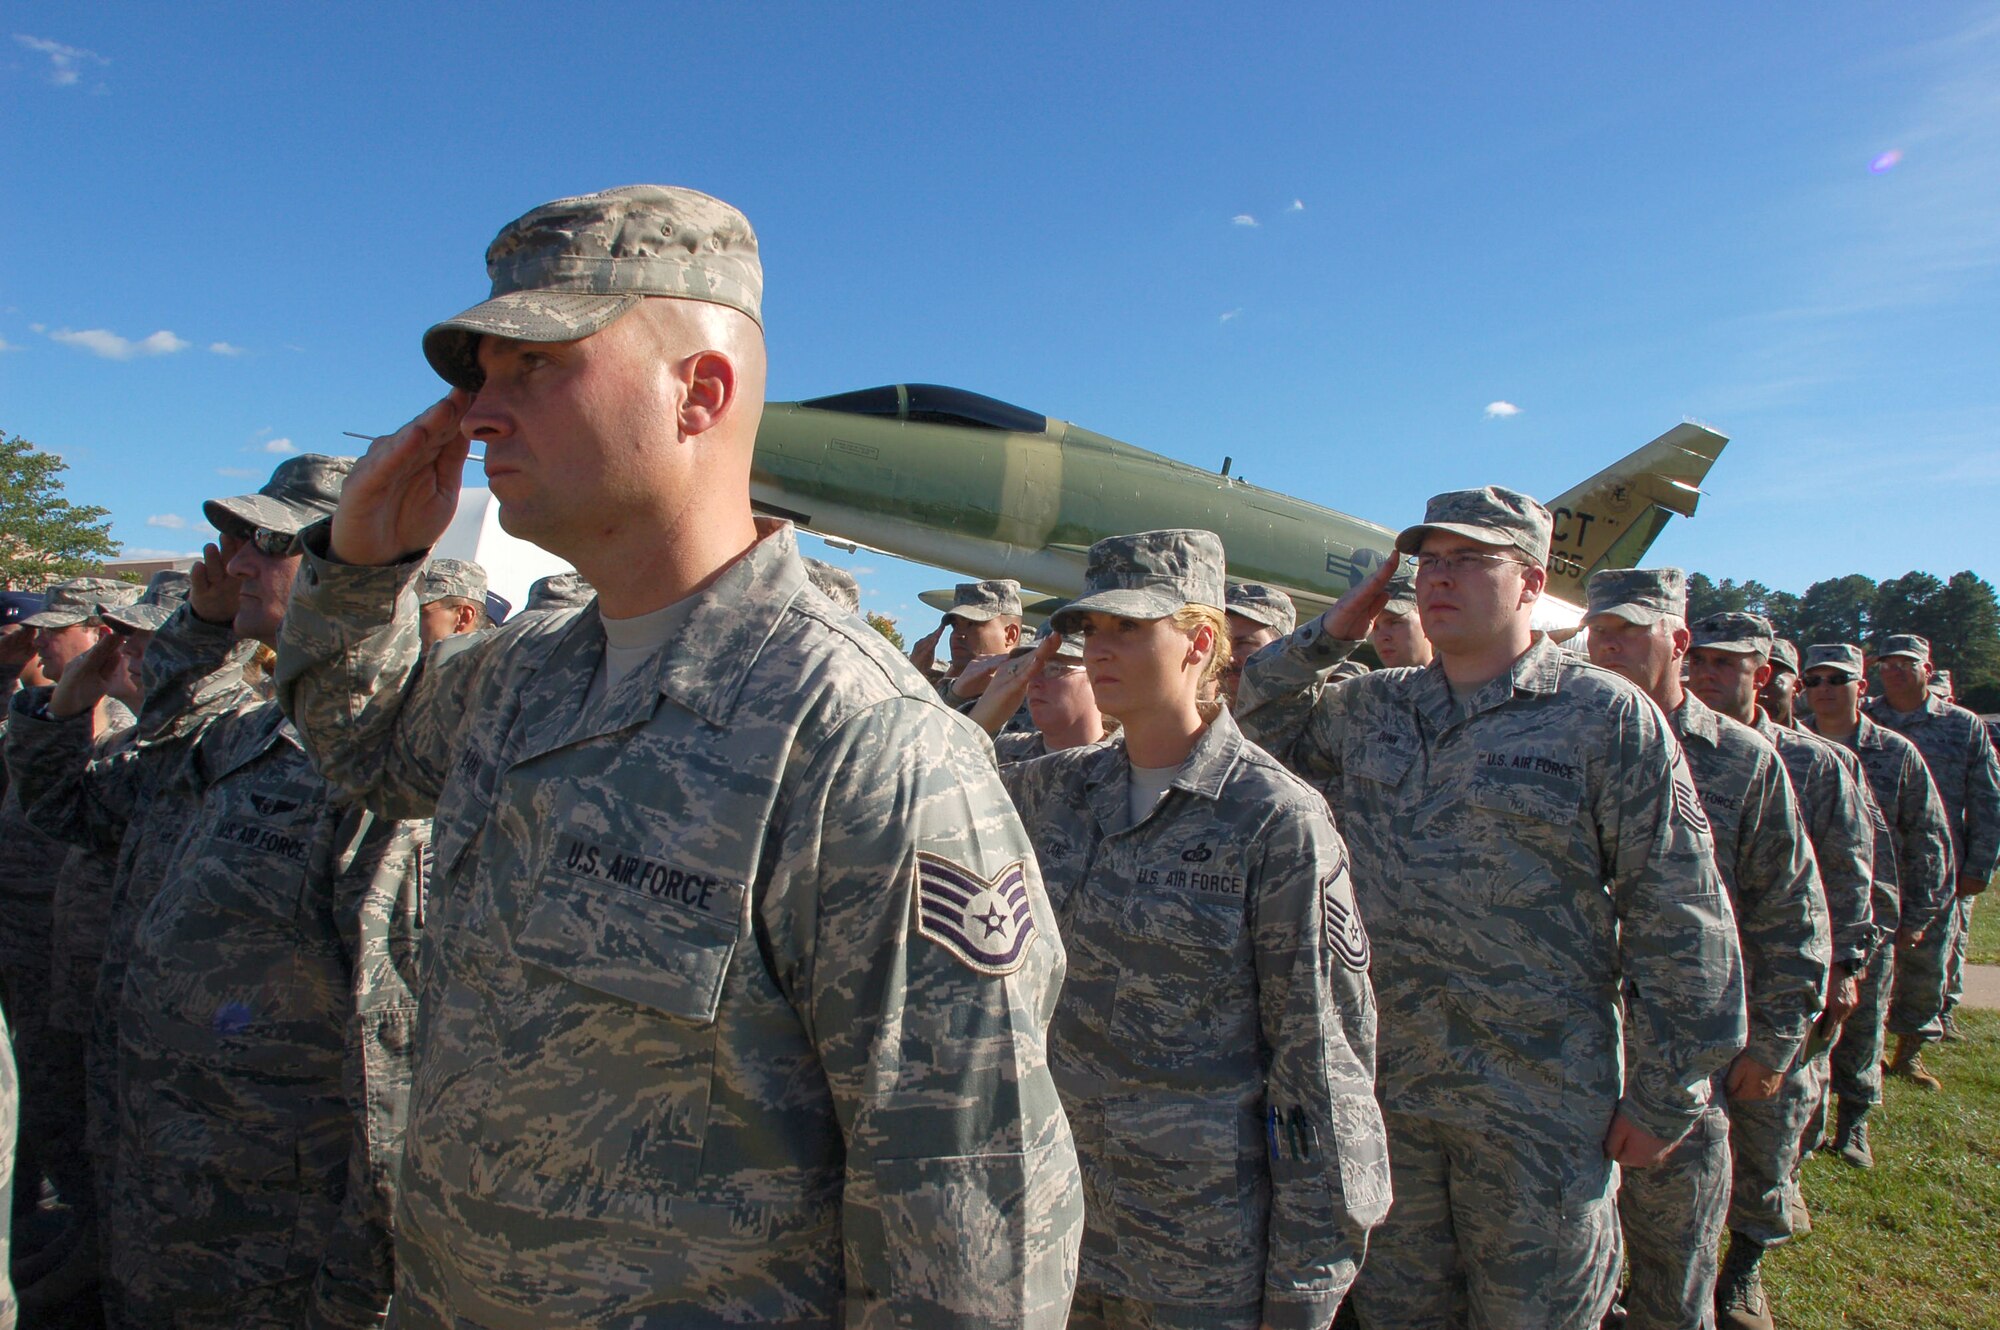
[{"left": 4, "top": 3, "right": 1997, "bottom": 627}]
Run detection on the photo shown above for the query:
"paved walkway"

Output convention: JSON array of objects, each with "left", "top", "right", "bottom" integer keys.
[{"left": 1961, "top": 963, "right": 2000, "bottom": 1011}]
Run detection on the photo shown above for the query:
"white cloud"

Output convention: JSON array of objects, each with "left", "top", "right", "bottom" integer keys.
[
  {"left": 208, "top": 341, "right": 246, "bottom": 356},
  {"left": 1219, "top": 308, "right": 1243, "bottom": 323},
  {"left": 1484, "top": 401, "right": 1522, "bottom": 419},
  {"left": 1287, "top": 199, "right": 1306, "bottom": 212},
  {"left": 1231, "top": 214, "right": 1259, "bottom": 227},
  {"left": 145, "top": 514, "right": 187, "bottom": 529},
  {"left": 49, "top": 327, "right": 189, "bottom": 360},
  {"left": 14, "top": 34, "right": 106, "bottom": 87},
  {"left": 215, "top": 467, "right": 260, "bottom": 479},
  {"left": 263, "top": 437, "right": 297, "bottom": 455}
]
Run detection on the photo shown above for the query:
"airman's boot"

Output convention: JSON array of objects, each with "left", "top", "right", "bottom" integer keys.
[
  {"left": 1715, "top": 1233, "right": 1774, "bottom": 1330},
  {"left": 1827, "top": 1098, "right": 1873, "bottom": 1168},
  {"left": 1886, "top": 1033, "right": 1943, "bottom": 1090}
]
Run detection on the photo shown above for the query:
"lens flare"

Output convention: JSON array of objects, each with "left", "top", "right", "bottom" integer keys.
[{"left": 1869, "top": 150, "right": 1903, "bottom": 173}]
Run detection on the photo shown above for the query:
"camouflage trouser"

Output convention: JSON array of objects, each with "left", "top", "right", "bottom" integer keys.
[
  {"left": 2, "top": 1011, "right": 19, "bottom": 1330},
  {"left": 1798, "top": 1047, "right": 1832, "bottom": 1173},
  {"left": 1067, "top": 1289, "right": 1260, "bottom": 1329},
  {"left": 1887, "top": 917, "right": 1950, "bottom": 1043},
  {"left": 1352, "top": 1112, "right": 1620, "bottom": 1330},
  {"left": 0, "top": 945, "right": 59, "bottom": 1219},
  {"left": 1943, "top": 896, "right": 1977, "bottom": 1020},
  {"left": 1727, "top": 1057, "right": 1818, "bottom": 1246},
  {"left": 1617, "top": 1101, "right": 1729, "bottom": 1330},
  {"left": 1832, "top": 948, "right": 1893, "bottom": 1106}
]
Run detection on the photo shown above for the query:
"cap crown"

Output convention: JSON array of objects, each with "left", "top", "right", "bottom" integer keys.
[
  {"left": 1690, "top": 610, "right": 1773, "bottom": 655},
  {"left": 1225, "top": 581, "right": 1297, "bottom": 634},
  {"left": 1769, "top": 638, "right": 1800, "bottom": 674},
  {"left": 1879, "top": 633, "right": 1932, "bottom": 664},
  {"left": 1084, "top": 529, "right": 1225, "bottom": 608},
  {"left": 1585, "top": 566, "right": 1688, "bottom": 622},
  {"left": 417, "top": 558, "right": 489, "bottom": 605},
  {"left": 1804, "top": 643, "right": 1866, "bottom": 676},
  {"left": 1397, "top": 485, "right": 1553, "bottom": 563},
  {"left": 950, "top": 579, "right": 1023, "bottom": 619},
  {"left": 486, "top": 185, "right": 762, "bottom": 324}
]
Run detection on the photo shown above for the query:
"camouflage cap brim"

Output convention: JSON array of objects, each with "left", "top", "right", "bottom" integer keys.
[
  {"left": 1392, "top": 521, "right": 1522, "bottom": 558},
  {"left": 203, "top": 491, "right": 318, "bottom": 537},
  {"left": 422, "top": 291, "right": 643, "bottom": 392},
  {"left": 101, "top": 603, "right": 176, "bottom": 632},
  {"left": 19, "top": 606, "right": 92, "bottom": 629},
  {"left": 1690, "top": 633, "right": 1767, "bottom": 656},
  {"left": 1225, "top": 602, "right": 1289, "bottom": 631},
  {"left": 1050, "top": 586, "right": 1189, "bottom": 632},
  {"left": 1585, "top": 603, "right": 1669, "bottom": 628},
  {"left": 946, "top": 605, "right": 1012, "bottom": 624},
  {"left": 1878, "top": 647, "right": 1927, "bottom": 661}
]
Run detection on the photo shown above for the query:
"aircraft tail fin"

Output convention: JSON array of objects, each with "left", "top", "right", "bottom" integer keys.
[{"left": 1542, "top": 421, "right": 1729, "bottom": 605}]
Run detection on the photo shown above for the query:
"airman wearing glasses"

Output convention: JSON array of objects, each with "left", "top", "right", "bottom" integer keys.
[
  {"left": 1585, "top": 575, "right": 1826, "bottom": 1330},
  {"left": 1237, "top": 487, "right": 1744, "bottom": 1329},
  {"left": 970, "top": 626, "right": 1110, "bottom": 763},
  {"left": 1797, "top": 644, "right": 1953, "bottom": 1161},
  {"left": 11, "top": 453, "right": 428, "bottom": 1325},
  {"left": 1862, "top": 634, "right": 2000, "bottom": 1067}
]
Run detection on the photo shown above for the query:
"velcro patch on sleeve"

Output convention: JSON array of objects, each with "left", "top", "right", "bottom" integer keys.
[
  {"left": 914, "top": 852, "right": 1036, "bottom": 976},
  {"left": 1323, "top": 875, "right": 1371, "bottom": 971}
]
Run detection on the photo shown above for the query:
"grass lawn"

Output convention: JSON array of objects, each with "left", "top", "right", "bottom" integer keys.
[
  {"left": 1967, "top": 887, "right": 1998, "bottom": 966},
  {"left": 1763, "top": 1008, "right": 2000, "bottom": 1328}
]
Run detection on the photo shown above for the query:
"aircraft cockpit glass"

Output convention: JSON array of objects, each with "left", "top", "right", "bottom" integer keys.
[{"left": 799, "top": 384, "right": 1047, "bottom": 434}]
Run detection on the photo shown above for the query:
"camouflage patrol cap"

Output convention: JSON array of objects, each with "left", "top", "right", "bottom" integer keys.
[
  {"left": 203, "top": 454, "right": 353, "bottom": 539},
  {"left": 1803, "top": 644, "right": 1865, "bottom": 681},
  {"left": 803, "top": 557, "right": 861, "bottom": 613},
  {"left": 1930, "top": 669, "right": 1953, "bottom": 700},
  {"left": 424, "top": 185, "right": 764, "bottom": 393},
  {"left": 1225, "top": 582, "right": 1297, "bottom": 635},
  {"left": 1879, "top": 633, "right": 1931, "bottom": 665},
  {"left": 1584, "top": 567, "right": 1688, "bottom": 627},
  {"left": 1690, "top": 610, "right": 1774, "bottom": 658},
  {"left": 1014, "top": 623, "right": 1085, "bottom": 663},
  {"left": 416, "top": 558, "right": 489, "bottom": 607},
  {"left": 22, "top": 577, "right": 141, "bottom": 629},
  {"left": 1395, "top": 485, "right": 1552, "bottom": 564},
  {"left": 526, "top": 572, "right": 595, "bottom": 612},
  {"left": 1379, "top": 567, "right": 1418, "bottom": 616},
  {"left": 1768, "top": 638, "right": 1800, "bottom": 676},
  {"left": 947, "top": 579, "right": 1023, "bottom": 623},
  {"left": 101, "top": 570, "right": 191, "bottom": 632},
  {"left": 1051, "top": 529, "right": 1226, "bottom": 631}
]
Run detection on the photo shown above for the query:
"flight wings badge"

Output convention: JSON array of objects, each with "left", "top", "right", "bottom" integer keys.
[{"left": 915, "top": 853, "right": 1036, "bottom": 976}]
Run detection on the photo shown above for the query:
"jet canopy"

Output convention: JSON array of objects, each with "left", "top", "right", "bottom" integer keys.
[{"left": 797, "top": 384, "right": 1047, "bottom": 434}]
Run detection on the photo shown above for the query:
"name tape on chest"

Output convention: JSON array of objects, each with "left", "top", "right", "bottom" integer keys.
[{"left": 914, "top": 852, "right": 1036, "bottom": 976}]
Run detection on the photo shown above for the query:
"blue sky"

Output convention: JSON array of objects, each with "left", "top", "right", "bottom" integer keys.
[{"left": 4, "top": 3, "right": 1996, "bottom": 630}]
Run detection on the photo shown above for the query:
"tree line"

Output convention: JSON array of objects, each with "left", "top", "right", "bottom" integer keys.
[{"left": 1686, "top": 570, "right": 2000, "bottom": 713}]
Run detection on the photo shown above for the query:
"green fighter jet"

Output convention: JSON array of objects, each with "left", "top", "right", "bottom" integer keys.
[{"left": 751, "top": 383, "right": 1727, "bottom": 629}]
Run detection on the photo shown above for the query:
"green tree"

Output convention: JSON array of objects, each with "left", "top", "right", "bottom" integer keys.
[
  {"left": 0, "top": 431, "right": 119, "bottom": 587},
  {"left": 866, "top": 611, "right": 905, "bottom": 651},
  {"left": 1929, "top": 572, "right": 2000, "bottom": 712},
  {"left": 1795, "top": 574, "right": 1878, "bottom": 650}
]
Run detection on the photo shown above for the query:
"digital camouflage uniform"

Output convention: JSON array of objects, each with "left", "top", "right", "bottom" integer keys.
[
  {"left": 1617, "top": 694, "right": 1826, "bottom": 1330},
  {"left": 1862, "top": 678, "right": 2000, "bottom": 1042},
  {"left": 275, "top": 518, "right": 1083, "bottom": 1329},
  {"left": 1, "top": 1007, "right": 17, "bottom": 1330},
  {"left": 1007, "top": 527, "right": 1384, "bottom": 1330},
  {"left": 1803, "top": 709, "right": 1953, "bottom": 1106},
  {"left": 12, "top": 601, "right": 424, "bottom": 1330},
  {"left": 1239, "top": 628, "right": 1745, "bottom": 1330}
]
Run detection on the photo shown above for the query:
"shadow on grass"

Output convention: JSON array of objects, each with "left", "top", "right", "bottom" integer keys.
[{"left": 1764, "top": 1009, "right": 1999, "bottom": 1328}]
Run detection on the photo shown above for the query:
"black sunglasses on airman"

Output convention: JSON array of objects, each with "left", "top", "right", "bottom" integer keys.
[
  {"left": 1800, "top": 673, "right": 1858, "bottom": 688},
  {"left": 217, "top": 519, "right": 304, "bottom": 557}
]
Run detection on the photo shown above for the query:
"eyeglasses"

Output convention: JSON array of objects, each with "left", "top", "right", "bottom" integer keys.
[
  {"left": 1414, "top": 550, "right": 1527, "bottom": 577},
  {"left": 1039, "top": 661, "right": 1085, "bottom": 677},
  {"left": 219, "top": 521, "right": 303, "bottom": 557},
  {"left": 1800, "top": 673, "right": 1858, "bottom": 688}
]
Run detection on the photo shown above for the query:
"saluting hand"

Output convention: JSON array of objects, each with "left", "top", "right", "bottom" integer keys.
[
  {"left": 0, "top": 625, "right": 35, "bottom": 669},
  {"left": 1319, "top": 556, "right": 1402, "bottom": 642},
  {"left": 188, "top": 540, "right": 243, "bottom": 626},
  {"left": 331, "top": 392, "right": 472, "bottom": 567},
  {"left": 49, "top": 631, "right": 122, "bottom": 722}
]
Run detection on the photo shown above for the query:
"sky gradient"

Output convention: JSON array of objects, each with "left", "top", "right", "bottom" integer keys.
[{"left": 4, "top": 3, "right": 1996, "bottom": 629}]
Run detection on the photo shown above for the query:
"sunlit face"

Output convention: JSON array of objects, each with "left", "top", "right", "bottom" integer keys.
[
  {"left": 948, "top": 614, "right": 1019, "bottom": 669},
  {"left": 1076, "top": 611, "right": 1211, "bottom": 724},
  {"left": 1368, "top": 607, "right": 1433, "bottom": 669},
  {"left": 1802, "top": 669, "right": 1865, "bottom": 726},
  {"left": 1585, "top": 614, "right": 1687, "bottom": 698},
  {"left": 1760, "top": 667, "right": 1798, "bottom": 721},
  {"left": 1222, "top": 612, "right": 1280, "bottom": 704},
  {"left": 1414, "top": 534, "right": 1541, "bottom": 656},
  {"left": 110, "top": 627, "right": 154, "bottom": 708},
  {"left": 224, "top": 541, "right": 305, "bottom": 648},
  {"left": 1876, "top": 655, "right": 1929, "bottom": 700},
  {"left": 1686, "top": 646, "right": 1768, "bottom": 720},
  {"left": 31, "top": 622, "right": 105, "bottom": 681}
]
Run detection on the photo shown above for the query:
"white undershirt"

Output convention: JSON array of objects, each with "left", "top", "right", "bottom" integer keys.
[
  {"left": 585, "top": 596, "right": 697, "bottom": 707},
  {"left": 1128, "top": 761, "right": 1181, "bottom": 826}
]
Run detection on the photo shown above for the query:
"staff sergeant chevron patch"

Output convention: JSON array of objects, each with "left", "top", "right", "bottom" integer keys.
[{"left": 914, "top": 852, "right": 1036, "bottom": 976}]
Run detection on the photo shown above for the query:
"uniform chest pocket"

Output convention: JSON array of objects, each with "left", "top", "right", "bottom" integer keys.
[
  {"left": 1348, "top": 739, "right": 1416, "bottom": 789},
  {"left": 514, "top": 819, "right": 746, "bottom": 1024},
  {"left": 1463, "top": 767, "right": 1583, "bottom": 827},
  {"left": 197, "top": 777, "right": 328, "bottom": 922}
]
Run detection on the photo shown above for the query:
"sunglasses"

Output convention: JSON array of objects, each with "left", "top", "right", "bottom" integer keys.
[
  {"left": 1800, "top": 673, "right": 1858, "bottom": 688},
  {"left": 218, "top": 520, "right": 304, "bottom": 557}
]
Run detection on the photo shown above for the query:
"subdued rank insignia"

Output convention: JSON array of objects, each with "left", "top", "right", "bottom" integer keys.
[
  {"left": 914, "top": 852, "right": 1035, "bottom": 976},
  {"left": 1323, "top": 877, "right": 1370, "bottom": 971},
  {"left": 1673, "top": 775, "right": 1711, "bottom": 837}
]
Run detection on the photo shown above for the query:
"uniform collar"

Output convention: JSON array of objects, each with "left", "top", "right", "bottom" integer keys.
[
  {"left": 1671, "top": 692, "right": 1721, "bottom": 747},
  {"left": 1866, "top": 692, "right": 1946, "bottom": 723},
  {"left": 1413, "top": 631, "right": 1566, "bottom": 729},
  {"left": 1075, "top": 709, "right": 1245, "bottom": 836}
]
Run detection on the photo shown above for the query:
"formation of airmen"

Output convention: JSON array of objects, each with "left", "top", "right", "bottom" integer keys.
[{"left": 0, "top": 182, "right": 1992, "bottom": 1330}]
